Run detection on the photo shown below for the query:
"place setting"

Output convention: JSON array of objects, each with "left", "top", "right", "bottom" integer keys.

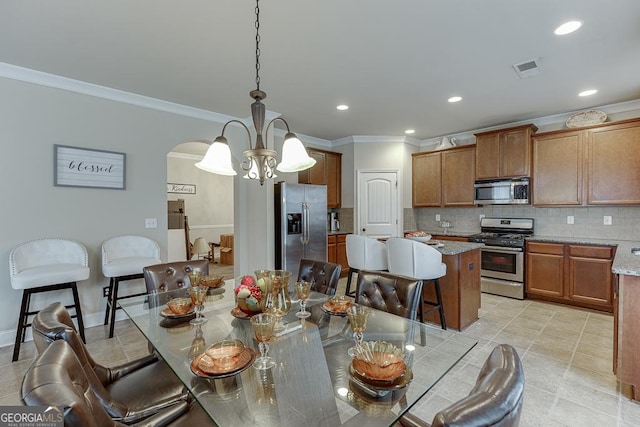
[{"left": 344, "top": 305, "right": 414, "bottom": 403}]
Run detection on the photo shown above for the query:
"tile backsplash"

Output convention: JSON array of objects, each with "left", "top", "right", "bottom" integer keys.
[{"left": 406, "top": 206, "right": 640, "bottom": 242}]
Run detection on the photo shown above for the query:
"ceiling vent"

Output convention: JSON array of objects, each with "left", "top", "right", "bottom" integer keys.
[{"left": 513, "top": 58, "right": 541, "bottom": 78}]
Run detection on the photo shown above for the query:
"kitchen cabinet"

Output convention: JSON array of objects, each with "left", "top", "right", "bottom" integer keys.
[
  {"left": 614, "top": 274, "right": 640, "bottom": 400},
  {"left": 430, "top": 235, "right": 469, "bottom": 242},
  {"left": 526, "top": 241, "right": 615, "bottom": 312},
  {"left": 422, "top": 247, "right": 481, "bottom": 331},
  {"left": 474, "top": 124, "right": 537, "bottom": 180},
  {"left": 412, "top": 151, "right": 441, "bottom": 207},
  {"left": 531, "top": 118, "right": 640, "bottom": 206},
  {"left": 532, "top": 130, "right": 584, "bottom": 205},
  {"left": 412, "top": 146, "right": 475, "bottom": 207},
  {"left": 327, "top": 233, "right": 348, "bottom": 277},
  {"left": 298, "top": 148, "right": 342, "bottom": 208},
  {"left": 587, "top": 120, "right": 640, "bottom": 205}
]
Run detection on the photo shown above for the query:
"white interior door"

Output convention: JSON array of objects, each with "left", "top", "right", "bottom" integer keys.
[{"left": 357, "top": 170, "right": 400, "bottom": 238}]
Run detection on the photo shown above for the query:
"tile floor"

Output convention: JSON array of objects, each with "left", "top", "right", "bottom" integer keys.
[{"left": 3, "top": 274, "right": 640, "bottom": 426}]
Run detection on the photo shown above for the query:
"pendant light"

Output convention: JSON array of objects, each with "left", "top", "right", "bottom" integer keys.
[{"left": 195, "top": 0, "right": 316, "bottom": 185}]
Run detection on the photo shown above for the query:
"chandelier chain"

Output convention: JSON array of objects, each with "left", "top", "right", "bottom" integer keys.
[{"left": 255, "top": 0, "right": 261, "bottom": 90}]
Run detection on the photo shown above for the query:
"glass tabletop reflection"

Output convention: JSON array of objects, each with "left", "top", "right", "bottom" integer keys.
[{"left": 118, "top": 281, "right": 477, "bottom": 427}]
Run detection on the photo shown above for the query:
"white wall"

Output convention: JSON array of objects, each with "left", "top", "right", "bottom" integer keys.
[{"left": 0, "top": 75, "right": 282, "bottom": 347}]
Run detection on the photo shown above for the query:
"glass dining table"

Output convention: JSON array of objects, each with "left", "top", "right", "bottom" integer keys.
[{"left": 119, "top": 281, "right": 477, "bottom": 427}]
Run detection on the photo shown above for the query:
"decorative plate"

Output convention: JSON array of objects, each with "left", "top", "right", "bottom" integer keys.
[
  {"left": 321, "top": 300, "right": 353, "bottom": 316},
  {"left": 349, "top": 362, "right": 413, "bottom": 390},
  {"left": 160, "top": 307, "right": 195, "bottom": 319},
  {"left": 190, "top": 348, "right": 255, "bottom": 378},
  {"left": 566, "top": 110, "right": 607, "bottom": 128},
  {"left": 230, "top": 306, "right": 258, "bottom": 319}
]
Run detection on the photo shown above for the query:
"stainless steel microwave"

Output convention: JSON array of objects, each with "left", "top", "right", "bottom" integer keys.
[{"left": 474, "top": 178, "right": 529, "bottom": 205}]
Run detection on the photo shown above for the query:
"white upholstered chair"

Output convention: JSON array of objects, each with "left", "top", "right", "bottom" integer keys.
[
  {"left": 102, "top": 235, "right": 161, "bottom": 338},
  {"left": 9, "top": 238, "right": 90, "bottom": 361},
  {"left": 344, "top": 234, "right": 388, "bottom": 297},
  {"left": 386, "top": 237, "right": 448, "bottom": 329}
]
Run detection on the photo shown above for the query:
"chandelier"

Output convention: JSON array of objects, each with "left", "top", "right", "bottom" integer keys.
[{"left": 195, "top": 0, "right": 316, "bottom": 185}]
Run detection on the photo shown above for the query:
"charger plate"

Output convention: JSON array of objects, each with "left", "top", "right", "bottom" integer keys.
[{"left": 191, "top": 348, "right": 255, "bottom": 378}]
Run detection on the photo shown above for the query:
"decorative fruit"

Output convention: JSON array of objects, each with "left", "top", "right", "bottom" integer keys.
[
  {"left": 241, "top": 275, "right": 256, "bottom": 287},
  {"left": 236, "top": 288, "right": 251, "bottom": 299},
  {"left": 256, "top": 277, "right": 266, "bottom": 292}
]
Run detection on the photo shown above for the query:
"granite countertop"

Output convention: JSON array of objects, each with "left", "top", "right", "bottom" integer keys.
[
  {"left": 432, "top": 240, "right": 484, "bottom": 256},
  {"left": 328, "top": 230, "right": 351, "bottom": 236}
]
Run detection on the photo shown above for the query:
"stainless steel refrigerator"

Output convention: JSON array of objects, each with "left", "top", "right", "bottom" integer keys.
[{"left": 275, "top": 182, "right": 327, "bottom": 279}]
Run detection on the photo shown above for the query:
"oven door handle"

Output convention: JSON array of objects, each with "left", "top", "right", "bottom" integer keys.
[{"left": 482, "top": 245, "right": 524, "bottom": 252}]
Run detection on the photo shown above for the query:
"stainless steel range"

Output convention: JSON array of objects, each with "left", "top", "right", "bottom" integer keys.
[{"left": 467, "top": 217, "right": 534, "bottom": 300}]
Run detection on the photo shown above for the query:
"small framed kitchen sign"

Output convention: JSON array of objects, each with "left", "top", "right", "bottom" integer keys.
[
  {"left": 54, "top": 144, "right": 126, "bottom": 190},
  {"left": 167, "top": 183, "right": 196, "bottom": 194}
]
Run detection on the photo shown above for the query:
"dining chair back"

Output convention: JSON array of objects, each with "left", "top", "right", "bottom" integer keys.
[
  {"left": 297, "top": 259, "right": 342, "bottom": 296},
  {"left": 31, "top": 302, "right": 188, "bottom": 423},
  {"left": 399, "top": 344, "right": 525, "bottom": 427},
  {"left": 9, "top": 238, "right": 89, "bottom": 361},
  {"left": 354, "top": 270, "right": 423, "bottom": 321},
  {"left": 386, "top": 237, "right": 447, "bottom": 329},
  {"left": 21, "top": 340, "right": 200, "bottom": 427},
  {"left": 143, "top": 260, "right": 209, "bottom": 293},
  {"left": 102, "top": 235, "right": 162, "bottom": 338},
  {"left": 344, "top": 234, "right": 388, "bottom": 297}
]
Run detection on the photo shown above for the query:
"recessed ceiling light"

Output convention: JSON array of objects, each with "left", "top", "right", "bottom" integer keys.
[
  {"left": 336, "top": 104, "right": 349, "bottom": 111},
  {"left": 448, "top": 96, "right": 462, "bottom": 103},
  {"left": 579, "top": 89, "right": 597, "bottom": 97},
  {"left": 405, "top": 129, "right": 415, "bottom": 135},
  {"left": 555, "top": 21, "right": 582, "bottom": 35}
]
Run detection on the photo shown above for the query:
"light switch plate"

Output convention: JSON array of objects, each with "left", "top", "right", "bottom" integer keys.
[
  {"left": 145, "top": 218, "right": 158, "bottom": 229},
  {"left": 567, "top": 216, "right": 574, "bottom": 225},
  {"left": 435, "top": 214, "right": 441, "bottom": 221},
  {"left": 603, "top": 216, "right": 612, "bottom": 225}
]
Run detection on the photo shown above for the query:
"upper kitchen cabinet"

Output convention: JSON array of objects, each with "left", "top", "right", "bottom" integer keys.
[
  {"left": 587, "top": 119, "right": 640, "bottom": 205},
  {"left": 474, "top": 124, "right": 538, "bottom": 180},
  {"left": 532, "top": 118, "right": 640, "bottom": 206},
  {"left": 298, "top": 148, "right": 342, "bottom": 208},
  {"left": 532, "top": 130, "right": 584, "bottom": 205},
  {"left": 412, "top": 145, "right": 476, "bottom": 207}
]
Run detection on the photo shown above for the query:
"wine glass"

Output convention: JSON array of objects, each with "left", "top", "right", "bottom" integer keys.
[
  {"left": 188, "top": 324, "right": 206, "bottom": 360},
  {"left": 260, "top": 270, "right": 292, "bottom": 332},
  {"left": 188, "top": 285, "right": 208, "bottom": 326},
  {"left": 346, "top": 305, "right": 370, "bottom": 357},
  {"left": 187, "top": 269, "right": 203, "bottom": 287},
  {"left": 294, "top": 281, "right": 312, "bottom": 319},
  {"left": 250, "top": 313, "right": 276, "bottom": 370}
]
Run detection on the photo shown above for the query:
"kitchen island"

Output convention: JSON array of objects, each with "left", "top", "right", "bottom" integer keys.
[
  {"left": 427, "top": 240, "right": 484, "bottom": 331},
  {"left": 612, "top": 241, "right": 640, "bottom": 400}
]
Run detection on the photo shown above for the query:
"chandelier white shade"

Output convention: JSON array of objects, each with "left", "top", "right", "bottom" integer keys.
[{"left": 195, "top": 0, "right": 315, "bottom": 185}]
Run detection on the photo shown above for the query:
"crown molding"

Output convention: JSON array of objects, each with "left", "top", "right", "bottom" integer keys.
[{"left": 0, "top": 62, "right": 236, "bottom": 124}]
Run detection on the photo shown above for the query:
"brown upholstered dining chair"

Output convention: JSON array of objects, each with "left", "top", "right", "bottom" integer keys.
[
  {"left": 143, "top": 260, "right": 209, "bottom": 293},
  {"left": 399, "top": 344, "right": 525, "bottom": 427},
  {"left": 354, "top": 270, "right": 423, "bottom": 321},
  {"left": 22, "top": 340, "right": 213, "bottom": 427},
  {"left": 297, "top": 259, "right": 342, "bottom": 296},
  {"left": 31, "top": 302, "right": 188, "bottom": 423}
]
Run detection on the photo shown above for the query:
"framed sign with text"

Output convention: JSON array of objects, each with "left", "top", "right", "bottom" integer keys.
[
  {"left": 167, "top": 183, "right": 196, "bottom": 194},
  {"left": 54, "top": 144, "right": 126, "bottom": 190}
]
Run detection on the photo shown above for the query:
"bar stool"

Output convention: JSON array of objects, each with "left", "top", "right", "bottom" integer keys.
[
  {"left": 102, "top": 235, "right": 161, "bottom": 338},
  {"left": 344, "top": 234, "right": 388, "bottom": 297},
  {"left": 9, "top": 238, "right": 89, "bottom": 361},
  {"left": 386, "top": 237, "right": 447, "bottom": 330}
]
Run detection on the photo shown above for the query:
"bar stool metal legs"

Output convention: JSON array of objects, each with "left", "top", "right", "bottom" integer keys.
[
  {"left": 13, "top": 282, "right": 85, "bottom": 362},
  {"left": 344, "top": 267, "right": 359, "bottom": 297},
  {"left": 418, "top": 278, "right": 447, "bottom": 330},
  {"left": 103, "top": 273, "right": 146, "bottom": 338}
]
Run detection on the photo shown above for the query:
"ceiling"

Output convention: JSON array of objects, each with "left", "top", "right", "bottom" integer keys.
[{"left": 1, "top": 0, "right": 639, "bottom": 143}]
